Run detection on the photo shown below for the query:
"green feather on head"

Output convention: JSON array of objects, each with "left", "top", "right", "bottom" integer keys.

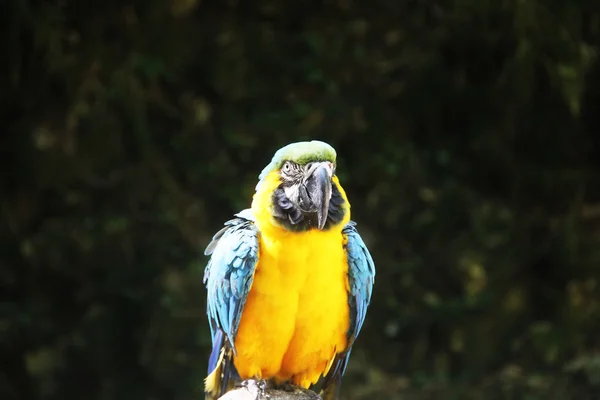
[{"left": 258, "top": 140, "right": 337, "bottom": 182}]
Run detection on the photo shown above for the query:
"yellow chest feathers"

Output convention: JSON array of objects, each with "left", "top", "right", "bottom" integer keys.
[{"left": 233, "top": 228, "right": 351, "bottom": 386}]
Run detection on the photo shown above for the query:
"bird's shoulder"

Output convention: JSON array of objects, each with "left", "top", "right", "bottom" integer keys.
[
  {"left": 204, "top": 209, "right": 257, "bottom": 256},
  {"left": 341, "top": 220, "right": 375, "bottom": 275}
]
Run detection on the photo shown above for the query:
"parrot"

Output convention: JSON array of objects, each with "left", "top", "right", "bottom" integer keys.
[{"left": 203, "top": 140, "right": 375, "bottom": 400}]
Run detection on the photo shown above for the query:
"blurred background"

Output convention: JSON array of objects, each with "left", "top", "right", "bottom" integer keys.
[{"left": 2, "top": 1, "right": 600, "bottom": 399}]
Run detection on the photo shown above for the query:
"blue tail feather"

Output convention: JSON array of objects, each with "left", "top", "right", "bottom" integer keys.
[
  {"left": 321, "top": 350, "right": 352, "bottom": 400},
  {"left": 205, "top": 329, "right": 240, "bottom": 400},
  {"left": 208, "top": 330, "right": 224, "bottom": 374}
]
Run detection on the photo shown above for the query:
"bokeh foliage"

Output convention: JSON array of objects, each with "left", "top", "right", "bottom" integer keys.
[{"left": 2, "top": 0, "right": 600, "bottom": 399}]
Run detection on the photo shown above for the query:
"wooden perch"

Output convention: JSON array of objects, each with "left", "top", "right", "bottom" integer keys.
[{"left": 217, "top": 380, "right": 321, "bottom": 400}]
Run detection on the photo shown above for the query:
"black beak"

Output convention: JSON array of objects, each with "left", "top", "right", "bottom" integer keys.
[{"left": 305, "top": 164, "right": 332, "bottom": 230}]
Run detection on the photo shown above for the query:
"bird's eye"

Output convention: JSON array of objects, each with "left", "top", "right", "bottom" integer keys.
[{"left": 282, "top": 161, "right": 292, "bottom": 173}]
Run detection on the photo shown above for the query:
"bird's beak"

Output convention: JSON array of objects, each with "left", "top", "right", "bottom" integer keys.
[{"left": 304, "top": 162, "right": 333, "bottom": 230}]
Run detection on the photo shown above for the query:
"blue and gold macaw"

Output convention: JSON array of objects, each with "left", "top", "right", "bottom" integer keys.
[{"left": 203, "top": 141, "right": 375, "bottom": 400}]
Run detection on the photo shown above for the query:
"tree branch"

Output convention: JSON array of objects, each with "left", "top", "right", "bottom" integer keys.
[{"left": 218, "top": 381, "right": 321, "bottom": 400}]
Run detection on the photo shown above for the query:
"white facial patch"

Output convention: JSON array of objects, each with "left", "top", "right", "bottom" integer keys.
[{"left": 283, "top": 185, "right": 300, "bottom": 202}]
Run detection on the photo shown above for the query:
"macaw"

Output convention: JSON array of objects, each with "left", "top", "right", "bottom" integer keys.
[{"left": 203, "top": 140, "right": 375, "bottom": 400}]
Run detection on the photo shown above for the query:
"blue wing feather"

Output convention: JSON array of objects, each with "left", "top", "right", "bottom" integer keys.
[
  {"left": 321, "top": 220, "right": 375, "bottom": 400},
  {"left": 203, "top": 209, "right": 259, "bottom": 352},
  {"left": 343, "top": 221, "right": 375, "bottom": 348}
]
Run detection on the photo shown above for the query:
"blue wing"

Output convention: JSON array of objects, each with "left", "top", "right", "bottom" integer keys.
[
  {"left": 203, "top": 209, "right": 258, "bottom": 399},
  {"left": 343, "top": 221, "right": 376, "bottom": 346},
  {"left": 321, "top": 220, "right": 375, "bottom": 400}
]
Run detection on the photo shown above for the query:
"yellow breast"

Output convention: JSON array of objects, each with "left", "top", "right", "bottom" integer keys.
[{"left": 232, "top": 171, "right": 352, "bottom": 388}]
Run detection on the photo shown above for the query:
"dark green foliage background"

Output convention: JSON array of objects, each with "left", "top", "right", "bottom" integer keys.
[{"left": 2, "top": 1, "right": 600, "bottom": 399}]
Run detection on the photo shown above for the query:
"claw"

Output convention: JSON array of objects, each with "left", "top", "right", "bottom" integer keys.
[{"left": 278, "top": 383, "right": 321, "bottom": 399}]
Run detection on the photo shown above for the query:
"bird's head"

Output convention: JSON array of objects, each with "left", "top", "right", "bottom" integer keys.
[{"left": 254, "top": 141, "right": 349, "bottom": 231}]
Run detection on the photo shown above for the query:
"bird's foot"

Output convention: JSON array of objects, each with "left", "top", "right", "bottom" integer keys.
[
  {"left": 241, "top": 379, "right": 269, "bottom": 400},
  {"left": 278, "top": 382, "right": 300, "bottom": 393},
  {"left": 278, "top": 383, "right": 321, "bottom": 399}
]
